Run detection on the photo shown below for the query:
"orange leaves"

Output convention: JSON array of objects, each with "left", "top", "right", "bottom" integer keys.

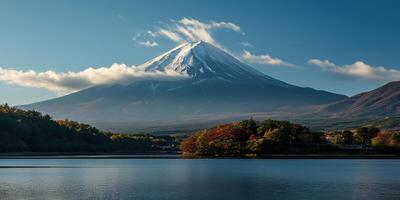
[{"left": 180, "top": 124, "right": 247, "bottom": 156}]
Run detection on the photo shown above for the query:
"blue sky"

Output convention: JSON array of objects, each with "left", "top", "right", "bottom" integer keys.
[{"left": 1, "top": 0, "right": 400, "bottom": 105}]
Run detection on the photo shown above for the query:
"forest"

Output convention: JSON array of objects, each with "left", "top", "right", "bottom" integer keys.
[
  {"left": 181, "top": 118, "right": 400, "bottom": 156},
  {"left": 0, "top": 104, "right": 179, "bottom": 153}
]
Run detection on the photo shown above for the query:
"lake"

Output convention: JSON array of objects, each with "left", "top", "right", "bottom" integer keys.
[{"left": 0, "top": 158, "right": 399, "bottom": 199}]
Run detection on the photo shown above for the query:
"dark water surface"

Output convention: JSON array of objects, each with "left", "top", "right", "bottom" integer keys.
[{"left": 0, "top": 159, "right": 399, "bottom": 200}]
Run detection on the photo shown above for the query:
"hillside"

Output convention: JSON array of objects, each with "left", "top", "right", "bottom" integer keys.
[{"left": 319, "top": 81, "right": 400, "bottom": 117}]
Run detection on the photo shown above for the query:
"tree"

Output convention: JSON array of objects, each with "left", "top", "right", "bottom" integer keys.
[
  {"left": 180, "top": 134, "right": 198, "bottom": 154},
  {"left": 181, "top": 124, "right": 249, "bottom": 156},
  {"left": 354, "top": 126, "right": 380, "bottom": 146},
  {"left": 389, "top": 132, "right": 400, "bottom": 146},
  {"left": 371, "top": 133, "right": 390, "bottom": 146},
  {"left": 239, "top": 118, "right": 258, "bottom": 136},
  {"left": 247, "top": 138, "right": 266, "bottom": 153},
  {"left": 333, "top": 130, "right": 353, "bottom": 144},
  {"left": 332, "top": 133, "right": 344, "bottom": 144},
  {"left": 247, "top": 118, "right": 258, "bottom": 136},
  {"left": 368, "top": 127, "right": 380, "bottom": 137},
  {"left": 264, "top": 128, "right": 286, "bottom": 143},
  {"left": 342, "top": 130, "right": 353, "bottom": 144},
  {"left": 311, "top": 131, "right": 325, "bottom": 144}
]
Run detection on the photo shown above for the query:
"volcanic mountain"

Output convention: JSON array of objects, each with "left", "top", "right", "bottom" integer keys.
[
  {"left": 22, "top": 41, "right": 346, "bottom": 131},
  {"left": 318, "top": 81, "right": 400, "bottom": 117}
]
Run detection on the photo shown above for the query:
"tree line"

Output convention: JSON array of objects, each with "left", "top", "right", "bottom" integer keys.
[
  {"left": 181, "top": 118, "right": 400, "bottom": 156},
  {"left": 0, "top": 104, "right": 178, "bottom": 152},
  {"left": 2, "top": 103, "right": 399, "bottom": 155}
]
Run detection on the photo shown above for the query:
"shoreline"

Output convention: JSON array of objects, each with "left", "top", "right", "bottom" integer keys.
[
  {"left": 0, "top": 151, "right": 181, "bottom": 159},
  {"left": 0, "top": 153, "right": 399, "bottom": 159}
]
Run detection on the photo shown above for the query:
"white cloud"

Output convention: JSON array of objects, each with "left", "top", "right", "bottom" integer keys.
[
  {"left": 208, "top": 21, "right": 241, "bottom": 32},
  {"left": 308, "top": 59, "right": 336, "bottom": 68},
  {"left": 241, "top": 50, "right": 295, "bottom": 67},
  {"left": 178, "top": 18, "right": 241, "bottom": 32},
  {"left": 0, "top": 64, "right": 186, "bottom": 94},
  {"left": 148, "top": 17, "right": 242, "bottom": 47},
  {"left": 138, "top": 40, "right": 159, "bottom": 47},
  {"left": 158, "top": 29, "right": 184, "bottom": 43},
  {"left": 132, "top": 33, "right": 159, "bottom": 47},
  {"left": 309, "top": 59, "right": 400, "bottom": 81},
  {"left": 146, "top": 30, "right": 156, "bottom": 37},
  {"left": 240, "top": 41, "right": 253, "bottom": 48}
]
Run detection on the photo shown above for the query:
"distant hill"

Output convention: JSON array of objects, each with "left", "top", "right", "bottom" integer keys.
[
  {"left": 21, "top": 41, "right": 346, "bottom": 132},
  {"left": 318, "top": 81, "right": 400, "bottom": 117}
]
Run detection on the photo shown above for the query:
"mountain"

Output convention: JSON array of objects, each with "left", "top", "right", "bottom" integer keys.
[
  {"left": 318, "top": 81, "right": 400, "bottom": 117},
  {"left": 22, "top": 41, "right": 346, "bottom": 132}
]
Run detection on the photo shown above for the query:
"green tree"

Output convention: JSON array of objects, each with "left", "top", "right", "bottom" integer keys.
[
  {"left": 342, "top": 130, "right": 353, "bottom": 144},
  {"left": 354, "top": 126, "right": 380, "bottom": 146},
  {"left": 311, "top": 131, "right": 325, "bottom": 144},
  {"left": 333, "top": 130, "right": 353, "bottom": 144},
  {"left": 239, "top": 118, "right": 258, "bottom": 136}
]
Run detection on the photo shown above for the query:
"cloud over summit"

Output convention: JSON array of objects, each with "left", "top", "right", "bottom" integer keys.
[{"left": 155, "top": 18, "right": 242, "bottom": 47}]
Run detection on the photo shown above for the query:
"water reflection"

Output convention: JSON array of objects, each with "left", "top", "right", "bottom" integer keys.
[{"left": 0, "top": 159, "right": 399, "bottom": 199}]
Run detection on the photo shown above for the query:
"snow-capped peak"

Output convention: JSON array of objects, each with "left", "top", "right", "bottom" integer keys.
[{"left": 137, "top": 41, "right": 291, "bottom": 86}]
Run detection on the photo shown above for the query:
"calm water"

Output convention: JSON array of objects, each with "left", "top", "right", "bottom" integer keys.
[{"left": 0, "top": 159, "right": 399, "bottom": 200}]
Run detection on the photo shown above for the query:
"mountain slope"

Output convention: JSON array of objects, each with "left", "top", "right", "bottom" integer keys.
[
  {"left": 22, "top": 41, "right": 346, "bottom": 131},
  {"left": 318, "top": 81, "right": 400, "bottom": 117}
]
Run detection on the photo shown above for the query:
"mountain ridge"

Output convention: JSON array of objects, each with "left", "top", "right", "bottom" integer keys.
[{"left": 318, "top": 81, "right": 400, "bottom": 117}]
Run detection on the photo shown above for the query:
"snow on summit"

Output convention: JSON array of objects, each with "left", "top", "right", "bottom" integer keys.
[{"left": 137, "top": 41, "right": 288, "bottom": 86}]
